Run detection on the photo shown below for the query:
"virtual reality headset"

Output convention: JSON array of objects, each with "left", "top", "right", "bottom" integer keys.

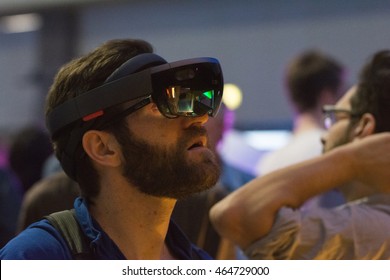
[{"left": 47, "top": 53, "right": 224, "bottom": 138}]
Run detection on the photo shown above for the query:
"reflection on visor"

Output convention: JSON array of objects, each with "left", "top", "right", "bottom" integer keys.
[{"left": 165, "top": 86, "right": 214, "bottom": 116}]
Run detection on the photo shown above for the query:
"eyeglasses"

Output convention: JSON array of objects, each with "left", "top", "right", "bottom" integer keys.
[{"left": 322, "top": 105, "right": 361, "bottom": 129}]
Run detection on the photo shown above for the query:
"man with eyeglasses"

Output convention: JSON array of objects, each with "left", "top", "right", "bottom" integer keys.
[{"left": 210, "top": 50, "right": 390, "bottom": 259}]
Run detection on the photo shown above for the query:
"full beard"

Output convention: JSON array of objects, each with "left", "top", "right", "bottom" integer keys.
[{"left": 118, "top": 126, "right": 221, "bottom": 199}]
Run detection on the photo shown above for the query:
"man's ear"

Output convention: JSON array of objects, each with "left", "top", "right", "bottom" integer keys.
[
  {"left": 354, "top": 113, "right": 376, "bottom": 138},
  {"left": 82, "top": 130, "right": 121, "bottom": 167}
]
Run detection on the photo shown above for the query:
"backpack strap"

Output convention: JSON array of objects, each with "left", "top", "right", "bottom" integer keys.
[{"left": 46, "top": 209, "right": 94, "bottom": 259}]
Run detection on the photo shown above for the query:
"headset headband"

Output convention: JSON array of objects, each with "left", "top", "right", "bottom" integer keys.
[{"left": 47, "top": 53, "right": 167, "bottom": 138}]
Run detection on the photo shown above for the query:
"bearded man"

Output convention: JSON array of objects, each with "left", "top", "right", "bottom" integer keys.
[{"left": 1, "top": 39, "right": 223, "bottom": 260}]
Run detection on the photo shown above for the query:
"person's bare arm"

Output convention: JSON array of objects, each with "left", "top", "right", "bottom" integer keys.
[{"left": 210, "top": 133, "right": 390, "bottom": 249}]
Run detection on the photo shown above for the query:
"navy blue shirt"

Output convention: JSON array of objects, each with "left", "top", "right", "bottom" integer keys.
[{"left": 0, "top": 197, "right": 212, "bottom": 260}]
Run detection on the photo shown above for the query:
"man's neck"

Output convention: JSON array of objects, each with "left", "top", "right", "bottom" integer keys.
[{"left": 89, "top": 176, "right": 177, "bottom": 259}]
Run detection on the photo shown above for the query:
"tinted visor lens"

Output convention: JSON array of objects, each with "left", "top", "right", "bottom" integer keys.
[
  {"left": 165, "top": 86, "right": 216, "bottom": 117},
  {"left": 151, "top": 59, "right": 223, "bottom": 118}
]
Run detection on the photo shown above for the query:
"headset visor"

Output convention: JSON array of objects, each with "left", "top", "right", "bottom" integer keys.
[
  {"left": 151, "top": 58, "right": 223, "bottom": 118},
  {"left": 47, "top": 57, "right": 223, "bottom": 138}
]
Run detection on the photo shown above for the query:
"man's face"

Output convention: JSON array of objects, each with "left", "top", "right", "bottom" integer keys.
[
  {"left": 321, "top": 86, "right": 358, "bottom": 153},
  {"left": 116, "top": 102, "right": 220, "bottom": 199}
]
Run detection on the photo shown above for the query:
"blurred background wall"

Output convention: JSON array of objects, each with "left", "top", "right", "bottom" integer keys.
[{"left": 1, "top": 0, "right": 390, "bottom": 138}]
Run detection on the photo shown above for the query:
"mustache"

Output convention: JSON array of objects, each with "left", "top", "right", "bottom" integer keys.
[
  {"left": 184, "top": 125, "right": 208, "bottom": 137},
  {"left": 182, "top": 125, "right": 210, "bottom": 147}
]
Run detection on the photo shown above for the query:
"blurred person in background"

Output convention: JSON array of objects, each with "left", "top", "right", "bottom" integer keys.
[
  {"left": 1, "top": 124, "right": 51, "bottom": 246},
  {"left": 255, "top": 49, "right": 346, "bottom": 209},
  {"left": 0, "top": 167, "right": 23, "bottom": 247},
  {"left": 16, "top": 170, "right": 79, "bottom": 233},
  {"left": 8, "top": 125, "right": 53, "bottom": 193}
]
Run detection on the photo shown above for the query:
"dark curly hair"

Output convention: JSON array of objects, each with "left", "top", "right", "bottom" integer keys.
[{"left": 351, "top": 50, "right": 390, "bottom": 133}]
